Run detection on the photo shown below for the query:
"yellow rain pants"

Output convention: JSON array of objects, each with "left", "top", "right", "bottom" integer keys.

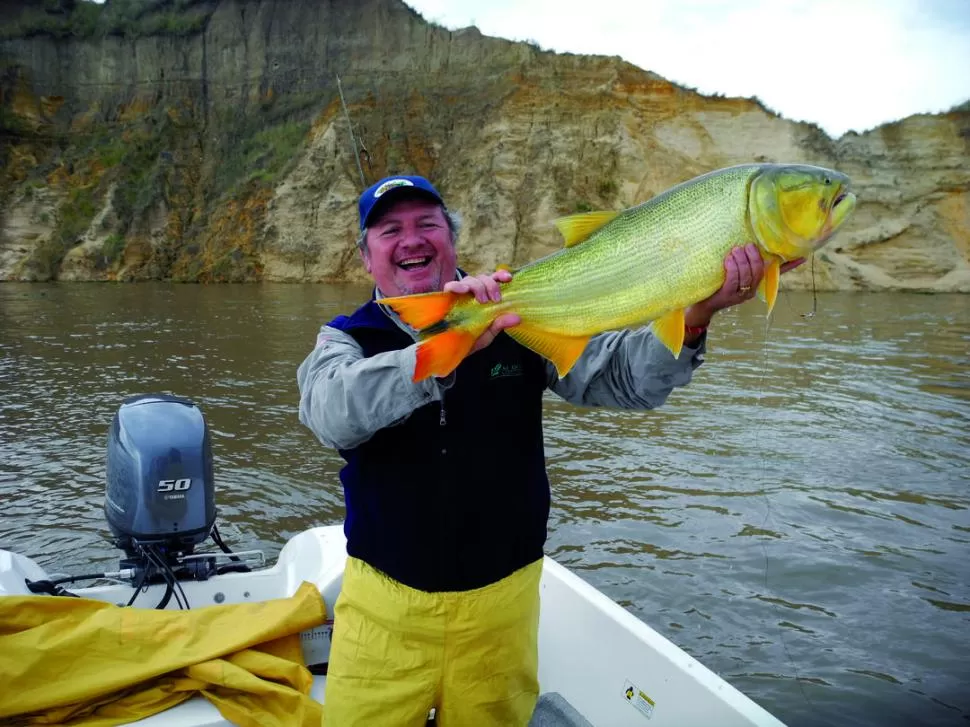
[
  {"left": 324, "top": 556, "right": 543, "bottom": 727},
  {"left": 0, "top": 581, "right": 326, "bottom": 726}
]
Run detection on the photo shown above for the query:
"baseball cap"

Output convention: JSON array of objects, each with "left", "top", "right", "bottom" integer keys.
[{"left": 358, "top": 175, "right": 445, "bottom": 231}]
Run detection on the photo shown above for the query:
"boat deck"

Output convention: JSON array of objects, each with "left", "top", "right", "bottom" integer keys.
[{"left": 528, "top": 692, "right": 594, "bottom": 726}]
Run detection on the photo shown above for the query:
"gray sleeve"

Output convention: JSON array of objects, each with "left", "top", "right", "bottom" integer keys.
[
  {"left": 547, "top": 328, "right": 706, "bottom": 409},
  {"left": 296, "top": 326, "right": 442, "bottom": 450}
]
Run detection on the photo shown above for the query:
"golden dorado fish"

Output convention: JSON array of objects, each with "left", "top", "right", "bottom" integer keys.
[{"left": 382, "top": 163, "right": 857, "bottom": 382}]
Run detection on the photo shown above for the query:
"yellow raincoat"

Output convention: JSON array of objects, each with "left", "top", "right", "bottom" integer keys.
[{"left": 0, "top": 581, "right": 326, "bottom": 726}]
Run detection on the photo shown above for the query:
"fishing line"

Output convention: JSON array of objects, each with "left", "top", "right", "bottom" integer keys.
[
  {"left": 800, "top": 255, "right": 818, "bottom": 319},
  {"left": 754, "top": 289, "right": 814, "bottom": 711}
]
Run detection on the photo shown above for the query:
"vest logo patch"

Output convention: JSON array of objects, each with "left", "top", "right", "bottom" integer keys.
[{"left": 490, "top": 362, "right": 523, "bottom": 379}]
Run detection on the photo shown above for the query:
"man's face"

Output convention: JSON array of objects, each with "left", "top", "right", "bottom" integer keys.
[{"left": 361, "top": 196, "right": 457, "bottom": 296}]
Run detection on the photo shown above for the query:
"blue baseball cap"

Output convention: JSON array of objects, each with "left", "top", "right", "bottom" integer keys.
[{"left": 358, "top": 175, "right": 445, "bottom": 231}]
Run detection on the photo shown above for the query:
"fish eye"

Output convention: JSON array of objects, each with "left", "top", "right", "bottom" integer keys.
[{"left": 823, "top": 177, "right": 831, "bottom": 186}]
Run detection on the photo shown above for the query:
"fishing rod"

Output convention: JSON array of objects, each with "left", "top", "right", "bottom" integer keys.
[{"left": 336, "top": 73, "right": 369, "bottom": 191}]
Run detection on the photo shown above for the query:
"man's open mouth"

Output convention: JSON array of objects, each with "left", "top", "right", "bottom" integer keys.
[{"left": 397, "top": 256, "right": 432, "bottom": 271}]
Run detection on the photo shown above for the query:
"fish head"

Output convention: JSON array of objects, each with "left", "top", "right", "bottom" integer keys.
[{"left": 749, "top": 164, "right": 857, "bottom": 260}]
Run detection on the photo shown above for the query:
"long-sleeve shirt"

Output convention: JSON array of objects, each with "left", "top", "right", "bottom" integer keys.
[{"left": 297, "top": 307, "right": 706, "bottom": 452}]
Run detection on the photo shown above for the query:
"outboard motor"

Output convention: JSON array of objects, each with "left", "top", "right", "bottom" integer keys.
[
  {"left": 23, "top": 394, "right": 256, "bottom": 605},
  {"left": 105, "top": 394, "right": 216, "bottom": 558}
]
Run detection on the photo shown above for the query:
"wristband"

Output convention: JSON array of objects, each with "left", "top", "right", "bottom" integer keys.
[{"left": 684, "top": 324, "right": 707, "bottom": 338}]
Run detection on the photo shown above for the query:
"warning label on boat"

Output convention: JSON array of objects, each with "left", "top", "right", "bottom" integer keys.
[{"left": 623, "top": 679, "right": 655, "bottom": 720}]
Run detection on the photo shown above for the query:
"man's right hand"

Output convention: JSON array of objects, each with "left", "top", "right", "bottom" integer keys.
[
  {"left": 443, "top": 270, "right": 521, "bottom": 354},
  {"left": 444, "top": 269, "right": 511, "bottom": 303}
]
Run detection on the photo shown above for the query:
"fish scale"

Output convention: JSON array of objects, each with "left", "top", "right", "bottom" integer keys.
[{"left": 494, "top": 165, "right": 759, "bottom": 335}]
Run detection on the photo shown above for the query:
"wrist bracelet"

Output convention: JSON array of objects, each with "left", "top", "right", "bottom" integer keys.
[{"left": 684, "top": 324, "right": 707, "bottom": 337}]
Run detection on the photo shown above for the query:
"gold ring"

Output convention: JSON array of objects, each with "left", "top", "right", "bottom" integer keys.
[{"left": 740, "top": 285, "right": 750, "bottom": 293}]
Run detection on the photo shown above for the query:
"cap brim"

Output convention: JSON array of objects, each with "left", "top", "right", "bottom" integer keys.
[{"left": 363, "top": 188, "right": 444, "bottom": 228}]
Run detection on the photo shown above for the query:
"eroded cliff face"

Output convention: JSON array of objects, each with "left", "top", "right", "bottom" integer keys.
[{"left": 1, "top": 0, "right": 968, "bottom": 292}]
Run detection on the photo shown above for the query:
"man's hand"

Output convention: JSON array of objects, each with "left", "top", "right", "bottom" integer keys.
[
  {"left": 444, "top": 270, "right": 521, "bottom": 354},
  {"left": 685, "top": 245, "right": 806, "bottom": 328},
  {"left": 444, "top": 269, "right": 510, "bottom": 303}
]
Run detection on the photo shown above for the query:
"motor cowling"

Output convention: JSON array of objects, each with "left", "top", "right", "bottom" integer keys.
[{"left": 105, "top": 394, "right": 216, "bottom": 557}]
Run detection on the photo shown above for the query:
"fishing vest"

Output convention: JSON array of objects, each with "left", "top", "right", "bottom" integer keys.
[{"left": 328, "top": 298, "right": 551, "bottom": 592}]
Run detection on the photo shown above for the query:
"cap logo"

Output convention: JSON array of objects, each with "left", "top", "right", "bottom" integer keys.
[{"left": 373, "top": 179, "right": 414, "bottom": 198}]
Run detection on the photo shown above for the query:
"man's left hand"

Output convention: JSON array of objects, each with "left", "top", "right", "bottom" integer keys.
[{"left": 685, "top": 244, "right": 806, "bottom": 329}]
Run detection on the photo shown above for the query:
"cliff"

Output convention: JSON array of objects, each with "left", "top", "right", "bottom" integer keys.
[{"left": 1, "top": 0, "right": 968, "bottom": 292}]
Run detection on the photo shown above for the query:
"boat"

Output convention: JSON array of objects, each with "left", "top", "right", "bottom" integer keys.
[{"left": 0, "top": 395, "right": 786, "bottom": 727}]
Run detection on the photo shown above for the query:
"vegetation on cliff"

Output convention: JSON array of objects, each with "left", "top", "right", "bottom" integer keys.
[
  {"left": 0, "top": 0, "right": 321, "bottom": 281},
  {"left": 0, "top": 0, "right": 211, "bottom": 40}
]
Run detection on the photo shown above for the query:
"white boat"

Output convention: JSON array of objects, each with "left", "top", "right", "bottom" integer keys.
[
  {"left": 1, "top": 524, "right": 784, "bottom": 727},
  {"left": 0, "top": 394, "right": 786, "bottom": 726}
]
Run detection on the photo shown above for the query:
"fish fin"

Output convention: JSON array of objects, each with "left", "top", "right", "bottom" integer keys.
[
  {"left": 650, "top": 309, "right": 686, "bottom": 358},
  {"left": 553, "top": 211, "right": 620, "bottom": 248},
  {"left": 496, "top": 263, "right": 513, "bottom": 273},
  {"left": 380, "top": 292, "right": 460, "bottom": 331},
  {"left": 757, "top": 258, "right": 781, "bottom": 315},
  {"left": 413, "top": 327, "right": 483, "bottom": 382},
  {"left": 506, "top": 324, "right": 591, "bottom": 378}
]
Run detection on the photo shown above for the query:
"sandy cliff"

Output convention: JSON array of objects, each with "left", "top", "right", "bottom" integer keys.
[{"left": 1, "top": 0, "right": 967, "bottom": 291}]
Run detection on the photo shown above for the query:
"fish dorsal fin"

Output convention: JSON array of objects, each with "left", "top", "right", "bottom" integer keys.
[{"left": 553, "top": 211, "right": 620, "bottom": 248}]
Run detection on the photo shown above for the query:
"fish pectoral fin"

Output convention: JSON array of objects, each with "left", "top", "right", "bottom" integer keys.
[
  {"left": 650, "top": 309, "right": 686, "bottom": 358},
  {"left": 506, "top": 324, "right": 591, "bottom": 378},
  {"left": 553, "top": 211, "right": 620, "bottom": 247},
  {"left": 757, "top": 257, "right": 781, "bottom": 315}
]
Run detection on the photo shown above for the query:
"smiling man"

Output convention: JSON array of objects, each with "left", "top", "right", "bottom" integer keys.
[
  {"left": 297, "top": 174, "right": 791, "bottom": 726},
  {"left": 358, "top": 177, "right": 458, "bottom": 295}
]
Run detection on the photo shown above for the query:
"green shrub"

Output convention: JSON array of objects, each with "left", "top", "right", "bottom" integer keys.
[
  {"left": 0, "top": 0, "right": 210, "bottom": 40},
  {"left": 101, "top": 232, "right": 126, "bottom": 263},
  {"left": 213, "top": 119, "right": 309, "bottom": 198}
]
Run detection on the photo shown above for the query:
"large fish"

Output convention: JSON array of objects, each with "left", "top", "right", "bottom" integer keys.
[{"left": 381, "top": 163, "right": 857, "bottom": 382}]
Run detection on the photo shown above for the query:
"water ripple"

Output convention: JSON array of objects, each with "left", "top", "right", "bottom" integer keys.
[{"left": 1, "top": 286, "right": 968, "bottom": 726}]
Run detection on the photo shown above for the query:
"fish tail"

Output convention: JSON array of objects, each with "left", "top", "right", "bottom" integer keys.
[
  {"left": 381, "top": 292, "right": 492, "bottom": 381},
  {"left": 413, "top": 326, "right": 487, "bottom": 381},
  {"left": 381, "top": 291, "right": 460, "bottom": 331}
]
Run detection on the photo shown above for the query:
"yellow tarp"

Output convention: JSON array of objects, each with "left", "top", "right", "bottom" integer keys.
[{"left": 0, "top": 581, "right": 326, "bottom": 726}]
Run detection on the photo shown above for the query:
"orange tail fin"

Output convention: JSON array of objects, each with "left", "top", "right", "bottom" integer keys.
[
  {"left": 413, "top": 328, "right": 483, "bottom": 381},
  {"left": 381, "top": 291, "right": 492, "bottom": 381},
  {"left": 381, "top": 292, "right": 459, "bottom": 331}
]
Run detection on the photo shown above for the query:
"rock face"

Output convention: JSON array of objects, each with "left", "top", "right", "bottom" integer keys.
[{"left": 0, "top": 0, "right": 967, "bottom": 291}]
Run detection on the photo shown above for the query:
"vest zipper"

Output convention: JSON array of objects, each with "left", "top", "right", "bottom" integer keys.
[{"left": 439, "top": 396, "right": 448, "bottom": 456}]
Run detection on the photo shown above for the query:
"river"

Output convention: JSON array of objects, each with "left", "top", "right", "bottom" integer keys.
[{"left": 1, "top": 282, "right": 968, "bottom": 727}]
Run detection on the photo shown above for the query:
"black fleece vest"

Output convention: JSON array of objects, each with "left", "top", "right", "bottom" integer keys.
[{"left": 328, "top": 298, "right": 550, "bottom": 592}]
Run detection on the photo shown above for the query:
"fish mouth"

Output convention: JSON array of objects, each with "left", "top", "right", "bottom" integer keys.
[{"left": 830, "top": 186, "right": 856, "bottom": 222}]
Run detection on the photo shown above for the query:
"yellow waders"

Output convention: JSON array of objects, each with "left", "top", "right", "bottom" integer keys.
[{"left": 323, "top": 556, "right": 543, "bottom": 727}]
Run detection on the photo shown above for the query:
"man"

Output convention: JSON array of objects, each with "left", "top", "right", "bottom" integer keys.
[{"left": 297, "top": 174, "right": 801, "bottom": 726}]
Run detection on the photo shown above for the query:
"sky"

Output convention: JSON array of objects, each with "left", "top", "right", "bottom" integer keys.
[{"left": 404, "top": 0, "right": 970, "bottom": 138}]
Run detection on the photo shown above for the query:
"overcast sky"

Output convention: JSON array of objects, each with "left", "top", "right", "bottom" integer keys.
[{"left": 405, "top": 0, "right": 970, "bottom": 138}]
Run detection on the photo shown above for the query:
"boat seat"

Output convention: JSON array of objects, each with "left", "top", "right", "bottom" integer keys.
[{"left": 528, "top": 692, "right": 593, "bottom": 727}]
